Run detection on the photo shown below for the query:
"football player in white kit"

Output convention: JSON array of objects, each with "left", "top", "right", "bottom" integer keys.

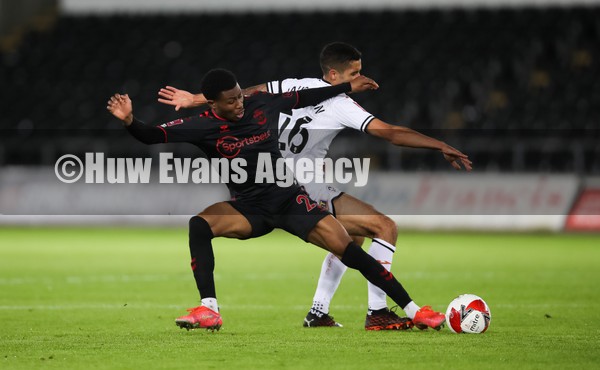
[{"left": 157, "top": 42, "right": 471, "bottom": 331}]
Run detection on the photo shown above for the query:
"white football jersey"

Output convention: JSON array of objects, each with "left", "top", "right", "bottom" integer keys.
[{"left": 267, "top": 78, "right": 375, "bottom": 181}]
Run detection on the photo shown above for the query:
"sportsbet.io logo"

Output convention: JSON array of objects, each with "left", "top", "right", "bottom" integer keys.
[
  {"left": 216, "top": 131, "right": 271, "bottom": 158},
  {"left": 216, "top": 136, "right": 242, "bottom": 158}
]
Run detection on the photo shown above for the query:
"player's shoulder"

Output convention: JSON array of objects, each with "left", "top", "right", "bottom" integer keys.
[
  {"left": 245, "top": 90, "right": 279, "bottom": 103},
  {"left": 246, "top": 90, "right": 269, "bottom": 98},
  {"left": 326, "top": 90, "right": 362, "bottom": 109},
  {"left": 243, "top": 91, "right": 294, "bottom": 112},
  {"left": 269, "top": 77, "right": 329, "bottom": 93},
  {"left": 248, "top": 89, "right": 298, "bottom": 101},
  {"left": 288, "top": 78, "right": 329, "bottom": 88}
]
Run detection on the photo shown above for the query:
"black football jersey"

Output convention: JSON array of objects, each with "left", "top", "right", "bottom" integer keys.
[{"left": 153, "top": 91, "right": 300, "bottom": 199}]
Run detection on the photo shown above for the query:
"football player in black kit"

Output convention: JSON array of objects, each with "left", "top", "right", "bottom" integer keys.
[{"left": 107, "top": 68, "right": 420, "bottom": 331}]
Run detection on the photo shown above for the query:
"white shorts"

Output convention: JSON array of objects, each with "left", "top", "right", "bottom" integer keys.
[{"left": 301, "top": 182, "right": 344, "bottom": 216}]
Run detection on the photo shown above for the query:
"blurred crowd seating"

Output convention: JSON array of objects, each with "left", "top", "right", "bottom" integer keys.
[{"left": 1, "top": 6, "right": 599, "bottom": 172}]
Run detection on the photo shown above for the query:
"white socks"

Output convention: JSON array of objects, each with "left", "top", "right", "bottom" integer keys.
[
  {"left": 403, "top": 301, "right": 420, "bottom": 319},
  {"left": 367, "top": 238, "right": 396, "bottom": 310},
  {"left": 201, "top": 298, "right": 219, "bottom": 313},
  {"left": 310, "top": 253, "right": 347, "bottom": 314},
  {"left": 311, "top": 238, "right": 397, "bottom": 313}
]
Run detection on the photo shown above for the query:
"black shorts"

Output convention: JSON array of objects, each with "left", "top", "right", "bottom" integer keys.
[{"left": 227, "top": 186, "right": 330, "bottom": 242}]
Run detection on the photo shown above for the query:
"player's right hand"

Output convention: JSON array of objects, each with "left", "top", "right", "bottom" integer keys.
[
  {"left": 106, "top": 93, "right": 133, "bottom": 125},
  {"left": 349, "top": 75, "right": 379, "bottom": 93},
  {"left": 441, "top": 144, "right": 473, "bottom": 171},
  {"left": 158, "top": 86, "right": 198, "bottom": 111}
]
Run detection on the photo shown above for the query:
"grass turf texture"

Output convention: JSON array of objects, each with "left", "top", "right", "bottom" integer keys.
[{"left": 0, "top": 228, "right": 599, "bottom": 369}]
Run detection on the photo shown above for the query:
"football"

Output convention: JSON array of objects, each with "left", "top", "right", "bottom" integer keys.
[{"left": 445, "top": 294, "right": 491, "bottom": 334}]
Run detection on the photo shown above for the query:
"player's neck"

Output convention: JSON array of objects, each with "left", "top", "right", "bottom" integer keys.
[
  {"left": 211, "top": 109, "right": 229, "bottom": 122},
  {"left": 322, "top": 76, "right": 335, "bottom": 86}
]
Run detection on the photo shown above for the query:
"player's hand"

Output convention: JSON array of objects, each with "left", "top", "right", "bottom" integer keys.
[
  {"left": 106, "top": 93, "right": 133, "bottom": 126},
  {"left": 441, "top": 144, "right": 472, "bottom": 171},
  {"left": 158, "top": 86, "right": 200, "bottom": 111},
  {"left": 349, "top": 75, "right": 379, "bottom": 93}
]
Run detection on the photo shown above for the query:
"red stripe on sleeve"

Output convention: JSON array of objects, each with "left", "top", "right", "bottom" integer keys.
[{"left": 157, "top": 125, "right": 168, "bottom": 143}]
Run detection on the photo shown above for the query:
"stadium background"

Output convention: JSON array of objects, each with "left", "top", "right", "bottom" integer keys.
[{"left": 1, "top": 0, "right": 599, "bottom": 230}]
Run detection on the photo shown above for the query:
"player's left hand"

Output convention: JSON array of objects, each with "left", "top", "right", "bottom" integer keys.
[
  {"left": 441, "top": 144, "right": 472, "bottom": 171},
  {"left": 349, "top": 75, "right": 379, "bottom": 93}
]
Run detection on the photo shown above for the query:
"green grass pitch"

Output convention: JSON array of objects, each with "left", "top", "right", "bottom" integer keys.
[{"left": 1, "top": 227, "right": 599, "bottom": 369}]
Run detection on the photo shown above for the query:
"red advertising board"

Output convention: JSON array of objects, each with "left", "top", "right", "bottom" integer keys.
[{"left": 565, "top": 189, "right": 600, "bottom": 231}]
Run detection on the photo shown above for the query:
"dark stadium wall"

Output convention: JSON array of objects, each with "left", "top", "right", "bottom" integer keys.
[
  {"left": 58, "top": 0, "right": 600, "bottom": 14},
  {"left": 1, "top": 0, "right": 599, "bottom": 229},
  {"left": 0, "top": 0, "right": 57, "bottom": 36}
]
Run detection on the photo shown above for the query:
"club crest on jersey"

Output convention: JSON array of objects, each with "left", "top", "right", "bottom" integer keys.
[
  {"left": 253, "top": 109, "right": 267, "bottom": 125},
  {"left": 220, "top": 125, "right": 230, "bottom": 133}
]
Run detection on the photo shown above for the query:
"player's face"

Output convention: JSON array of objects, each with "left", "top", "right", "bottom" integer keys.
[
  {"left": 211, "top": 84, "right": 245, "bottom": 121},
  {"left": 331, "top": 60, "right": 362, "bottom": 85}
]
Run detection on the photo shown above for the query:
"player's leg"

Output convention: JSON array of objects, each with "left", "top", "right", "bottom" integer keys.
[
  {"left": 335, "top": 194, "right": 398, "bottom": 311},
  {"left": 304, "top": 185, "right": 403, "bottom": 328},
  {"left": 176, "top": 202, "right": 253, "bottom": 331},
  {"left": 190, "top": 202, "right": 253, "bottom": 305},
  {"left": 302, "top": 187, "right": 350, "bottom": 326},
  {"left": 305, "top": 233, "right": 363, "bottom": 327},
  {"left": 306, "top": 216, "right": 445, "bottom": 330},
  {"left": 311, "top": 235, "right": 364, "bottom": 309},
  {"left": 332, "top": 194, "right": 409, "bottom": 329},
  {"left": 334, "top": 194, "right": 445, "bottom": 330},
  {"left": 306, "top": 215, "right": 411, "bottom": 305}
]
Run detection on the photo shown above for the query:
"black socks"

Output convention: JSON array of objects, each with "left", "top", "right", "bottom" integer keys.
[
  {"left": 189, "top": 216, "right": 216, "bottom": 299},
  {"left": 188, "top": 218, "right": 412, "bottom": 308},
  {"left": 341, "top": 242, "right": 412, "bottom": 308}
]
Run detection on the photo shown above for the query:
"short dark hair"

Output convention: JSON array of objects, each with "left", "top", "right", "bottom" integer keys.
[
  {"left": 201, "top": 68, "right": 238, "bottom": 100},
  {"left": 319, "top": 42, "right": 362, "bottom": 75}
]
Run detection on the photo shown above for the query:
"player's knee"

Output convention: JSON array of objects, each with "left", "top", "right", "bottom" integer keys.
[
  {"left": 189, "top": 215, "right": 214, "bottom": 240},
  {"left": 351, "top": 235, "right": 365, "bottom": 247},
  {"left": 371, "top": 215, "right": 398, "bottom": 243},
  {"left": 321, "top": 232, "right": 354, "bottom": 258}
]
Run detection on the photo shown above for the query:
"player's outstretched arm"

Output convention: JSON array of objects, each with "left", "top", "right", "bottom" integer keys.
[
  {"left": 295, "top": 76, "right": 378, "bottom": 108},
  {"left": 107, "top": 93, "right": 133, "bottom": 126},
  {"left": 157, "top": 76, "right": 377, "bottom": 111},
  {"left": 366, "top": 119, "right": 472, "bottom": 171},
  {"left": 106, "top": 93, "right": 166, "bottom": 144},
  {"left": 158, "top": 84, "right": 268, "bottom": 111}
]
